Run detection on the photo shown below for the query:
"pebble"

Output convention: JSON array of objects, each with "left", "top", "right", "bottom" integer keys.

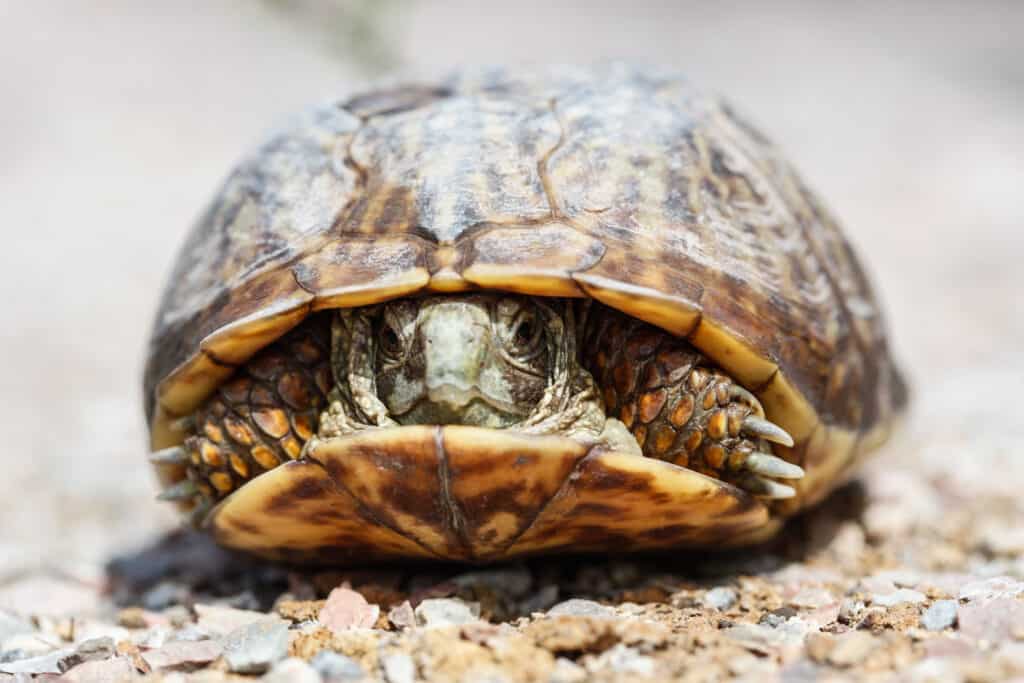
[
  {"left": 726, "top": 622, "right": 807, "bottom": 653},
  {"left": 115, "top": 607, "right": 150, "bottom": 629},
  {"left": 804, "top": 632, "right": 835, "bottom": 663},
  {"left": 141, "top": 639, "right": 223, "bottom": 670},
  {"left": 703, "top": 587, "right": 737, "bottom": 611},
  {"left": 921, "top": 600, "right": 958, "bottom": 631},
  {"left": 957, "top": 597, "right": 1024, "bottom": 643},
  {"left": 387, "top": 601, "right": 416, "bottom": 630},
  {"left": 803, "top": 602, "right": 841, "bottom": 629},
  {"left": 60, "top": 656, "right": 136, "bottom": 683},
  {"left": 195, "top": 604, "right": 278, "bottom": 637},
  {"left": 587, "top": 644, "right": 655, "bottom": 676},
  {"left": 73, "top": 637, "right": 114, "bottom": 663},
  {"left": 547, "top": 599, "right": 614, "bottom": 619},
  {"left": 164, "top": 605, "right": 191, "bottom": 628},
  {"left": 73, "top": 622, "right": 130, "bottom": 646},
  {"left": 827, "top": 631, "right": 877, "bottom": 668},
  {"left": 222, "top": 619, "right": 291, "bottom": 674},
  {"left": 788, "top": 587, "right": 835, "bottom": 609},
  {"left": 759, "top": 607, "right": 795, "bottom": 628},
  {"left": 263, "top": 657, "right": 321, "bottom": 683},
  {"left": 133, "top": 627, "right": 170, "bottom": 649},
  {"left": 859, "top": 576, "right": 898, "bottom": 596},
  {"left": 319, "top": 587, "right": 380, "bottom": 633},
  {"left": 872, "top": 589, "right": 927, "bottom": 607},
  {"left": 0, "top": 649, "right": 72, "bottom": 675},
  {"left": 415, "top": 598, "right": 480, "bottom": 627},
  {"left": 381, "top": 652, "right": 416, "bottom": 683},
  {"left": 958, "top": 576, "right": 1024, "bottom": 602},
  {"left": 311, "top": 650, "right": 365, "bottom": 682}
]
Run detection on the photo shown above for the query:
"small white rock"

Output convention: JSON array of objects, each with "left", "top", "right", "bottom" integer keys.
[
  {"left": 195, "top": 604, "right": 279, "bottom": 637},
  {"left": 414, "top": 598, "right": 480, "bottom": 627},
  {"left": 703, "top": 587, "right": 738, "bottom": 611},
  {"left": 0, "top": 648, "right": 74, "bottom": 676},
  {"left": 872, "top": 589, "right": 926, "bottom": 607},
  {"left": 381, "top": 652, "right": 416, "bottom": 683},
  {"left": 789, "top": 587, "right": 835, "bottom": 609},
  {"left": 921, "top": 600, "right": 958, "bottom": 631},
  {"left": 547, "top": 599, "right": 614, "bottom": 619},
  {"left": 310, "top": 650, "right": 365, "bottom": 681},
  {"left": 262, "top": 657, "right": 321, "bottom": 683},
  {"left": 587, "top": 644, "right": 655, "bottom": 676},
  {"left": 958, "top": 576, "right": 1024, "bottom": 602},
  {"left": 222, "top": 619, "right": 291, "bottom": 675},
  {"left": 839, "top": 598, "right": 864, "bottom": 626}
]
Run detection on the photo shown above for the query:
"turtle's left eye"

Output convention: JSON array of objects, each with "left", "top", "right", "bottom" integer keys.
[
  {"left": 513, "top": 317, "right": 536, "bottom": 347},
  {"left": 378, "top": 324, "right": 402, "bottom": 358},
  {"left": 500, "top": 306, "right": 544, "bottom": 359}
]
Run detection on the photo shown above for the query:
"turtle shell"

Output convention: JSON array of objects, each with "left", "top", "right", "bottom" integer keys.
[{"left": 145, "top": 64, "right": 906, "bottom": 560}]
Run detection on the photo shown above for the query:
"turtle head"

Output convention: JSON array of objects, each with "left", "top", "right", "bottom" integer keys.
[
  {"left": 373, "top": 295, "right": 551, "bottom": 428},
  {"left": 323, "top": 294, "right": 613, "bottom": 445}
]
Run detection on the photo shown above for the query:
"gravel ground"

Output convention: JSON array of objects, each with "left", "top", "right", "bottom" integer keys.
[{"left": 1, "top": 2, "right": 1023, "bottom": 681}]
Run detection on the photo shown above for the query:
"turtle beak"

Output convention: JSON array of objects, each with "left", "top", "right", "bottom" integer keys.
[
  {"left": 419, "top": 301, "right": 490, "bottom": 410},
  {"left": 379, "top": 297, "right": 537, "bottom": 427}
]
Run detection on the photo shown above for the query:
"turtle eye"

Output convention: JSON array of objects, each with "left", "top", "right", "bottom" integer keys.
[
  {"left": 513, "top": 317, "right": 536, "bottom": 348},
  {"left": 377, "top": 322, "right": 404, "bottom": 360},
  {"left": 503, "top": 308, "right": 544, "bottom": 357}
]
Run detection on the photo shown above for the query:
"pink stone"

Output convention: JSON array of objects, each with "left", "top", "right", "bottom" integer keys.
[
  {"left": 958, "top": 598, "right": 1024, "bottom": 643},
  {"left": 318, "top": 587, "right": 380, "bottom": 633}
]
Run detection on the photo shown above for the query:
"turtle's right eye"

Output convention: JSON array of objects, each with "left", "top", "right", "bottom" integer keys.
[{"left": 378, "top": 323, "right": 403, "bottom": 359}]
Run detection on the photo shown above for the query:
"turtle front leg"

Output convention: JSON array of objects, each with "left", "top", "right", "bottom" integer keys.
[
  {"left": 153, "top": 316, "right": 334, "bottom": 512},
  {"left": 581, "top": 308, "right": 804, "bottom": 499}
]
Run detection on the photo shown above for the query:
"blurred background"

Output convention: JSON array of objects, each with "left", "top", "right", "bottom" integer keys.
[{"left": 1, "top": 1, "right": 1021, "bottom": 576}]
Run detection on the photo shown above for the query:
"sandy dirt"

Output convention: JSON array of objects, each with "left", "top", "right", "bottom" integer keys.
[{"left": 1, "top": 2, "right": 1022, "bottom": 681}]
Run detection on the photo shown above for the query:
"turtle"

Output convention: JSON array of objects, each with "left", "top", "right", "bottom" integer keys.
[{"left": 144, "top": 64, "right": 907, "bottom": 564}]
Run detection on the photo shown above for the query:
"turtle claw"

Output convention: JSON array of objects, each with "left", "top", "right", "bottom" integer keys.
[
  {"left": 157, "top": 479, "right": 198, "bottom": 501},
  {"left": 742, "top": 452, "right": 804, "bottom": 479},
  {"left": 148, "top": 446, "right": 188, "bottom": 465},
  {"left": 737, "top": 473, "right": 797, "bottom": 500},
  {"left": 728, "top": 384, "right": 766, "bottom": 418},
  {"left": 741, "top": 416, "right": 794, "bottom": 447}
]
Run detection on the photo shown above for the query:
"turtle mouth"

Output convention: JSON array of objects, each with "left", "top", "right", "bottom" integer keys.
[{"left": 390, "top": 391, "right": 527, "bottom": 429}]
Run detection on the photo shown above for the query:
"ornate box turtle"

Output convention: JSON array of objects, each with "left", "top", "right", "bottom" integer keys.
[{"left": 144, "top": 65, "right": 907, "bottom": 564}]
